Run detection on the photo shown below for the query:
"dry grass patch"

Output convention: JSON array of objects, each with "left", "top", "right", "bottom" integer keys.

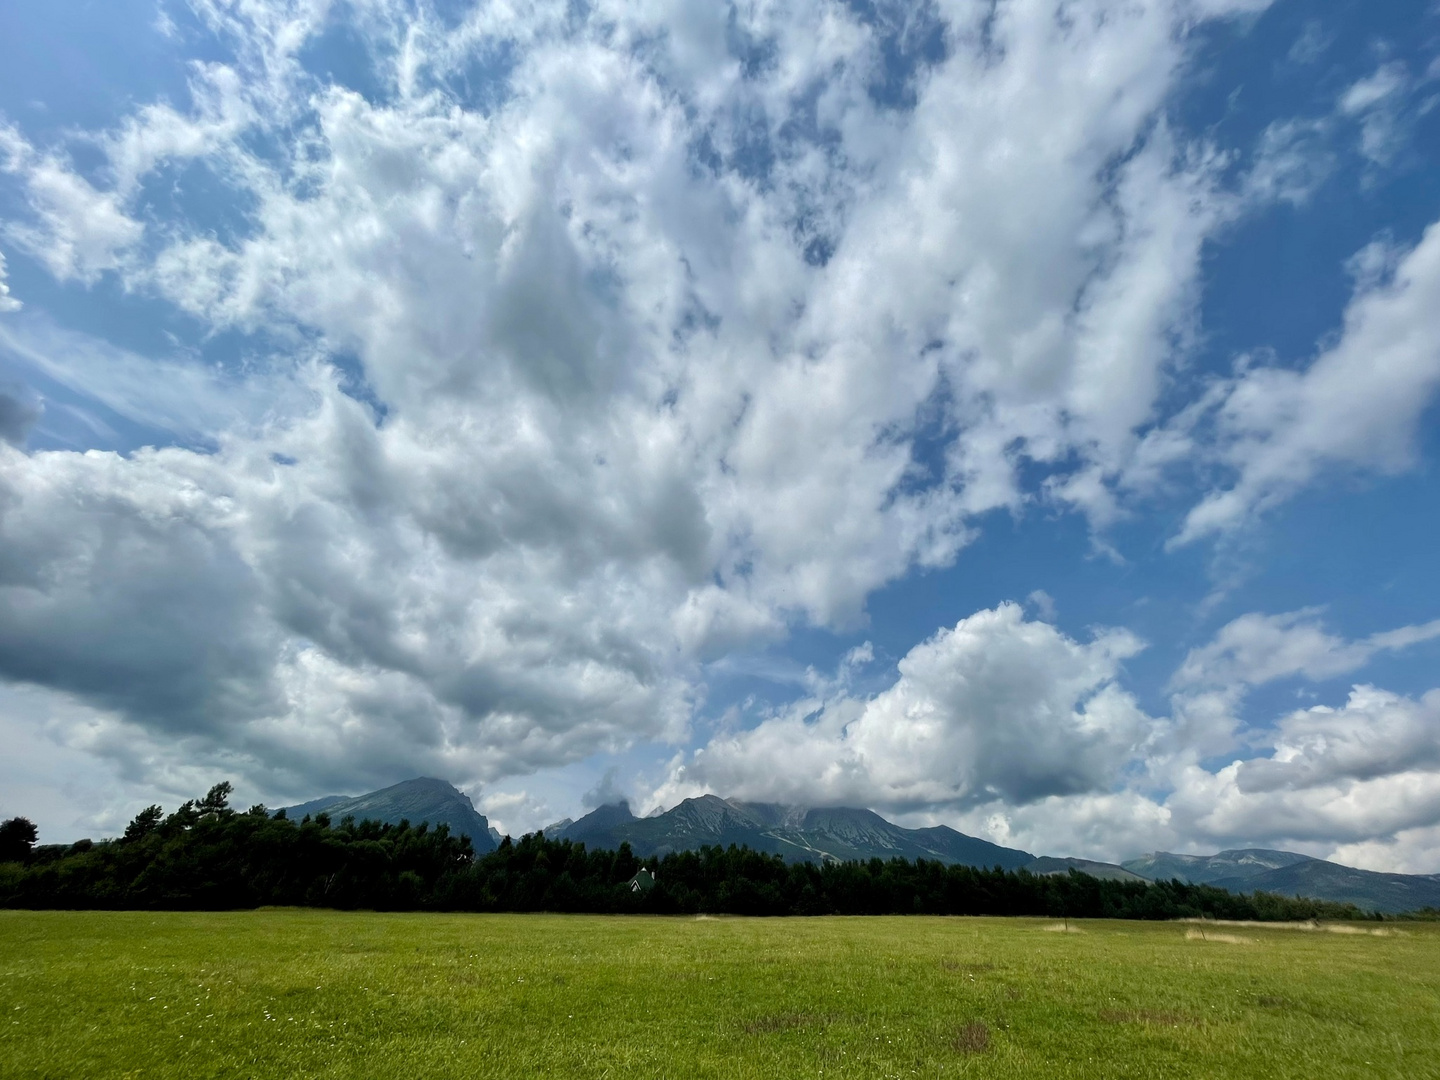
[
  {"left": 950, "top": 1020, "right": 990, "bottom": 1053},
  {"left": 1041, "top": 922, "right": 1084, "bottom": 933},
  {"left": 1179, "top": 917, "right": 1317, "bottom": 930},
  {"left": 1185, "top": 928, "right": 1253, "bottom": 944},
  {"left": 1177, "top": 918, "right": 1402, "bottom": 936}
]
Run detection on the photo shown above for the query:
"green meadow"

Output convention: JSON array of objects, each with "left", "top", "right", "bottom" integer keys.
[{"left": 1, "top": 911, "right": 1437, "bottom": 1079}]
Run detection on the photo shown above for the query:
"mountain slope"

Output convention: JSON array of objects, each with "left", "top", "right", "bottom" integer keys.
[
  {"left": 1022, "top": 857, "right": 1146, "bottom": 883},
  {"left": 282, "top": 778, "right": 497, "bottom": 853},
  {"left": 1210, "top": 861, "right": 1440, "bottom": 915},
  {"left": 1122, "top": 849, "right": 1312, "bottom": 885},
  {"left": 549, "top": 796, "right": 1034, "bottom": 869},
  {"left": 283, "top": 794, "right": 352, "bottom": 819},
  {"left": 1123, "top": 848, "right": 1440, "bottom": 913},
  {"left": 558, "top": 801, "right": 637, "bottom": 845}
]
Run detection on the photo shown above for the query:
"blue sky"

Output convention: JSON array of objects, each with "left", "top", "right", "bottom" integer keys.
[{"left": 3, "top": 0, "right": 1440, "bottom": 871}]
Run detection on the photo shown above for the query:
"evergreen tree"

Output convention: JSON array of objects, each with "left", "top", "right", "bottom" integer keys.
[
  {"left": 0, "top": 818, "right": 38, "bottom": 863},
  {"left": 0, "top": 785, "right": 1383, "bottom": 922}
]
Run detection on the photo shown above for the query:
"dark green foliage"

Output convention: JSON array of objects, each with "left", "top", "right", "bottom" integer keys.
[
  {"left": 0, "top": 791, "right": 474, "bottom": 911},
  {"left": 199, "top": 782, "right": 233, "bottom": 814},
  {"left": 0, "top": 785, "right": 1377, "bottom": 920},
  {"left": 0, "top": 817, "right": 38, "bottom": 863},
  {"left": 122, "top": 805, "right": 164, "bottom": 843}
]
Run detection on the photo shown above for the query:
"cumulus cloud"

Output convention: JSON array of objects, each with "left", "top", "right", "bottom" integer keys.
[
  {"left": 1155, "top": 615, "right": 1440, "bottom": 865},
  {"left": 13, "top": 0, "right": 1440, "bottom": 872},
  {"left": 1238, "top": 686, "right": 1440, "bottom": 793},
  {"left": 1331, "top": 821, "right": 1440, "bottom": 877},
  {"left": 0, "top": 0, "right": 1297, "bottom": 802},
  {"left": 1164, "top": 686, "right": 1440, "bottom": 855},
  {"left": 655, "top": 603, "right": 1151, "bottom": 812},
  {"left": 646, "top": 604, "right": 1440, "bottom": 872}
]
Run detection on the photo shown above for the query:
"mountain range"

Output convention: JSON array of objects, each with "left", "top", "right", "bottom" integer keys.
[
  {"left": 1122, "top": 849, "right": 1440, "bottom": 914},
  {"left": 282, "top": 777, "right": 499, "bottom": 854},
  {"left": 545, "top": 795, "right": 1038, "bottom": 869},
  {"left": 284, "top": 778, "right": 1440, "bottom": 913}
]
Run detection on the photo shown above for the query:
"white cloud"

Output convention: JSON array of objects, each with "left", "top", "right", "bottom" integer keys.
[
  {"left": 15, "top": 0, "right": 1440, "bottom": 862},
  {"left": 0, "top": 249, "right": 21, "bottom": 313},
  {"left": 1335, "top": 61, "right": 1414, "bottom": 168},
  {"left": 950, "top": 790, "right": 1176, "bottom": 865},
  {"left": 1026, "top": 589, "right": 1057, "bottom": 621},
  {"left": 0, "top": 379, "right": 698, "bottom": 792},
  {"left": 1163, "top": 687, "right": 1440, "bottom": 858},
  {"left": 1339, "top": 62, "right": 1408, "bottom": 116},
  {"left": 1243, "top": 117, "right": 1334, "bottom": 206},
  {"left": 646, "top": 605, "right": 1440, "bottom": 872},
  {"left": 1330, "top": 822, "right": 1440, "bottom": 877},
  {"left": 1239, "top": 685, "right": 1440, "bottom": 793},
  {"left": 1172, "top": 609, "right": 1440, "bottom": 690},
  {"left": 0, "top": 314, "right": 315, "bottom": 442},
  {"left": 1286, "top": 20, "right": 1331, "bottom": 67},
  {"left": 1176, "top": 220, "right": 1440, "bottom": 543},
  {"left": 0, "top": 683, "right": 146, "bottom": 840},
  {"left": 654, "top": 603, "right": 1151, "bottom": 812},
  {"left": 0, "top": 127, "right": 143, "bottom": 283}
]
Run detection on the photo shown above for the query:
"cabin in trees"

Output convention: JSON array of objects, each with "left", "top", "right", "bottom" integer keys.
[{"left": 628, "top": 868, "right": 656, "bottom": 894}]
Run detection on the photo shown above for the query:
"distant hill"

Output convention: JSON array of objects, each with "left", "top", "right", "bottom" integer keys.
[
  {"left": 545, "top": 795, "right": 1035, "bottom": 869},
  {"left": 1123, "top": 848, "right": 1440, "bottom": 914},
  {"left": 1123, "top": 849, "right": 1312, "bottom": 885},
  {"left": 281, "top": 778, "right": 497, "bottom": 854},
  {"left": 1021, "top": 856, "right": 1146, "bottom": 883},
  {"left": 276, "top": 779, "right": 1440, "bottom": 912}
]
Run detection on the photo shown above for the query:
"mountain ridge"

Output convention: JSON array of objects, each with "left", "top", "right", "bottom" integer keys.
[
  {"left": 1122, "top": 849, "right": 1313, "bottom": 884},
  {"left": 280, "top": 777, "right": 497, "bottom": 854},
  {"left": 545, "top": 795, "right": 1037, "bottom": 870},
  {"left": 279, "top": 778, "right": 1440, "bottom": 912},
  {"left": 1122, "top": 848, "right": 1440, "bottom": 914}
]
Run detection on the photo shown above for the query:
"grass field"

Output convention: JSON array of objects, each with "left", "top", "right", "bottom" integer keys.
[{"left": 2, "top": 911, "right": 1437, "bottom": 1079}]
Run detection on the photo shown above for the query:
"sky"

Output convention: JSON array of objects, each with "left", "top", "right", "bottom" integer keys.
[{"left": 2, "top": 0, "right": 1440, "bottom": 872}]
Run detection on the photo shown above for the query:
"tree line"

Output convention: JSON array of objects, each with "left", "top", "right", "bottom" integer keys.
[{"left": 0, "top": 786, "right": 1375, "bottom": 920}]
